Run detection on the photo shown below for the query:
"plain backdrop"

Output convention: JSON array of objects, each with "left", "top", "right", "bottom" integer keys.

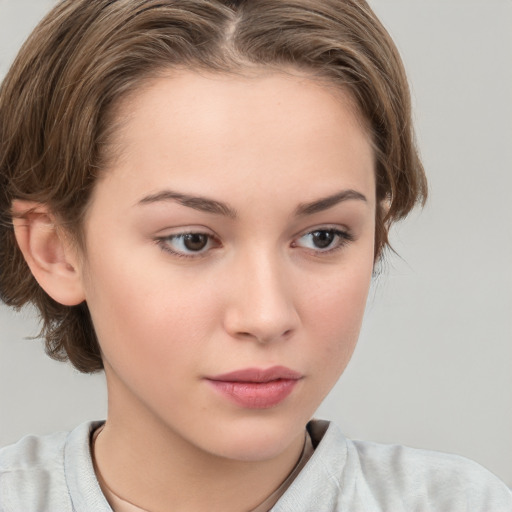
[{"left": 1, "top": 0, "right": 511, "bottom": 486}]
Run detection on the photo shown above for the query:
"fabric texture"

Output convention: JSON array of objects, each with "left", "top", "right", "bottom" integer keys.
[{"left": 1, "top": 420, "right": 511, "bottom": 512}]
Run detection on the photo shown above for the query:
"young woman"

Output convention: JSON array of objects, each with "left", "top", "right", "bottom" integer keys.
[{"left": 0, "top": 1, "right": 510, "bottom": 511}]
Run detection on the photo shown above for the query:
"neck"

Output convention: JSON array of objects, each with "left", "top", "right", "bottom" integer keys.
[{"left": 93, "top": 385, "right": 305, "bottom": 512}]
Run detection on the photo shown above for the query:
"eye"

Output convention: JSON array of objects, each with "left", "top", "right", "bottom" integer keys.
[
  {"left": 294, "top": 228, "right": 353, "bottom": 253},
  {"left": 156, "top": 232, "right": 218, "bottom": 257}
]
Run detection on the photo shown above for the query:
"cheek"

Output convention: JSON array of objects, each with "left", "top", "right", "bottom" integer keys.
[
  {"left": 81, "top": 244, "right": 220, "bottom": 375},
  {"left": 300, "top": 258, "right": 373, "bottom": 371}
]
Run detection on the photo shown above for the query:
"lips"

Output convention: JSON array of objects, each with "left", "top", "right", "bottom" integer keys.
[
  {"left": 205, "top": 366, "right": 302, "bottom": 409},
  {"left": 208, "top": 366, "right": 302, "bottom": 383}
]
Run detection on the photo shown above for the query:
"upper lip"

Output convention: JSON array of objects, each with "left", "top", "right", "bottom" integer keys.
[{"left": 206, "top": 366, "right": 302, "bottom": 383}]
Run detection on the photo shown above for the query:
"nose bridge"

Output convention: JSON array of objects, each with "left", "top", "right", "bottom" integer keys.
[{"left": 224, "top": 245, "right": 298, "bottom": 343}]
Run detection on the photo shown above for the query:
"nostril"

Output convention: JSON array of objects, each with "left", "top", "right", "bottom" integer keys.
[{"left": 254, "top": 328, "right": 295, "bottom": 344}]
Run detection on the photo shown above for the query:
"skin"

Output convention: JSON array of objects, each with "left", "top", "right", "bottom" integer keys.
[{"left": 15, "top": 70, "right": 377, "bottom": 511}]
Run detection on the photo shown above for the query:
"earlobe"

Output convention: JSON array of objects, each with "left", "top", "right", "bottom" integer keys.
[{"left": 11, "top": 200, "right": 86, "bottom": 306}]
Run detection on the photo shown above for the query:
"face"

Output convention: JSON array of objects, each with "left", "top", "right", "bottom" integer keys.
[{"left": 79, "top": 70, "right": 376, "bottom": 461}]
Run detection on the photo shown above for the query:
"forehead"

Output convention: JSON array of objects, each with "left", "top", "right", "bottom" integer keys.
[
  {"left": 92, "top": 69, "right": 375, "bottom": 213},
  {"left": 115, "top": 69, "right": 369, "bottom": 152}
]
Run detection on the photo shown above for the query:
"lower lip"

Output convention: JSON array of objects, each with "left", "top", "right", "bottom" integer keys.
[{"left": 206, "top": 379, "right": 299, "bottom": 409}]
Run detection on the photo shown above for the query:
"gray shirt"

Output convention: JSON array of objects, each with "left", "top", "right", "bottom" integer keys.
[{"left": 1, "top": 420, "right": 511, "bottom": 511}]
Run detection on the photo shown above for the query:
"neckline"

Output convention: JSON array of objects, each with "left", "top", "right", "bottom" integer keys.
[{"left": 90, "top": 424, "right": 314, "bottom": 512}]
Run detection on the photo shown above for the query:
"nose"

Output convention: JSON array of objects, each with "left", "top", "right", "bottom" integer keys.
[{"left": 222, "top": 251, "right": 299, "bottom": 344}]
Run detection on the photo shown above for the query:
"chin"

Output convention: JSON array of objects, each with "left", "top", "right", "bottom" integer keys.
[{"left": 199, "top": 414, "right": 308, "bottom": 462}]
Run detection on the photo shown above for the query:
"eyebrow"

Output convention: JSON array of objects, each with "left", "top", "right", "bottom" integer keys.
[
  {"left": 295, "top": 189, "right": 367, "bottom": 216},
  {"left": 137, "top": 188, "right": 367, "bottom": 218},
  {"left": 138, "top": 190, "right": 238, "bottom": 218}
]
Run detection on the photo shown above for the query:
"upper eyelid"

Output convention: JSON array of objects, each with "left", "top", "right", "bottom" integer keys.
[
  {"left": 159, "top": 231, "right": 218, "bottom": 244},
  {"left": 294, "top": 228, "right": 352, "bottom": 244},
  {"left": 157, "top": 225, "right": 352, "bottom": 240},
  {"left": 155, "top": 227, "right": 219, "bottom": 246},
  {"left": 292, "top": 224, "right": 351, "bottom": 240},
  {"left": 156, "top": 225, "right": 215, "bottom": 235}
]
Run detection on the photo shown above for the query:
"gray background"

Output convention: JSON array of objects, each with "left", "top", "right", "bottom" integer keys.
[{"left": 1, "top": 0, "right": 511, "bottom": 486}]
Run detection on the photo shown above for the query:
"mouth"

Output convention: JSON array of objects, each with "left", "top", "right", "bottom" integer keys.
[{"left": 205, "top": 366, "right": 303, "bottom": 409}]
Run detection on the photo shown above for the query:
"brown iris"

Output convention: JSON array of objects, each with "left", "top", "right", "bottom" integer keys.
[
  {"left": 311, "top": 230, "right": 335, "bottom": 249},
  {"left": 182, "top": 233, "right": 209, "bottom": 251}
]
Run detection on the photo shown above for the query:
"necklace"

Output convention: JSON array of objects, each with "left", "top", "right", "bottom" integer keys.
[
  {"left": 92, "top": 425, "right": 150, "bottom": 511},
  {"left": 90, "top": 424, "right": 312, "bottom": 512}
]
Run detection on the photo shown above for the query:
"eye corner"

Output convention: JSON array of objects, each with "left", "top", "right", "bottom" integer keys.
[
  {"left": 293, "top": 226, "right": 354, "bottom": 255},
  {"left": 155, "top": 230, "right": 221, "bottom": 259}
]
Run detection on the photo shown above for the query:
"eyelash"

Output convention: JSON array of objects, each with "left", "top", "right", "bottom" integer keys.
[
  {"left": 292, "top": 228, "right": 354, "bottom": 254},
  {"left": 156, "top": 232, "right": 219, "bottom": 259},
  {"left": 155, "top": 227, "right": 354, "bottom": 259}
]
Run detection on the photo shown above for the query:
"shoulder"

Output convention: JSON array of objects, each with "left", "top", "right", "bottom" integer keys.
[
  {"left": 347, "top": 436, "right": 512, "bottom": 511},
  {"left": 277, "top": 420, "right": 512, "bottom": 512},
  {"left": 0, "top": 428, "right": 69, "bottom": 471},
  {"left": 0, "top": 421, "right": 108, "bottom": 512},
  {"left": 0, "top": 428, "right": 72, "bottom": 511}
]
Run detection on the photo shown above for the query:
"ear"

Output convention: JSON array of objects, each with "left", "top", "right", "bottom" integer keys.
[{"left": 11, "top": 200, "right": 86, "bottom": 306}]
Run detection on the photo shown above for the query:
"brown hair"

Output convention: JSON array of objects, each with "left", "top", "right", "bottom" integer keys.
[{"left": 0, "top": 0, "right": 427, "bottom": 373}]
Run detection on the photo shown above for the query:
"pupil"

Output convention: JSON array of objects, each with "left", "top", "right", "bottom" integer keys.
[
  {"left": 312, "top": 230, "right": 334, "bottom": 249},
  {"left": 184, "top": 234, "right": 208, "bottom": 251}
]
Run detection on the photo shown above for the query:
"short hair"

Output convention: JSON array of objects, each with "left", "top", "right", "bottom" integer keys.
[{"left": 0, "top": 0, "right": 427, "bottom": 373}]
